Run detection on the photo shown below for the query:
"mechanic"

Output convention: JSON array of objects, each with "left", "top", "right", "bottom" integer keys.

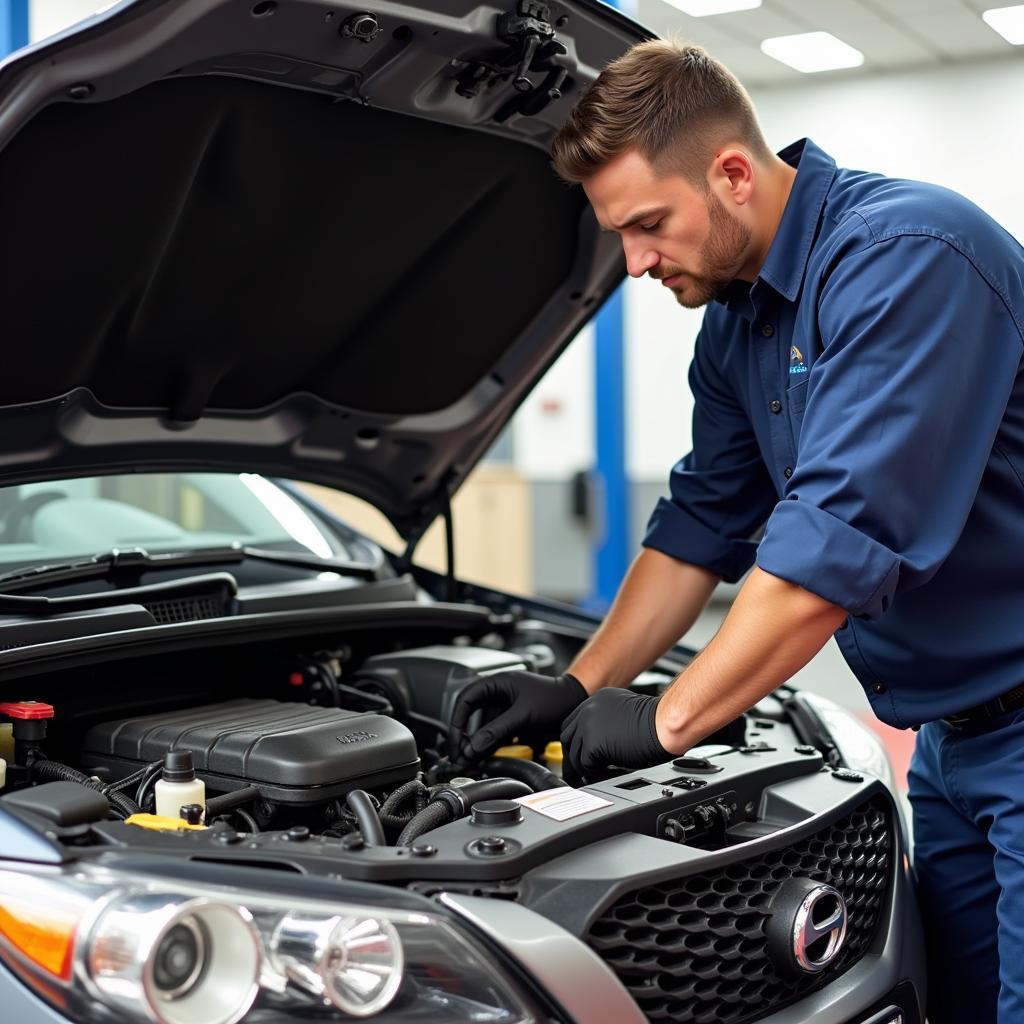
[{"left": 448, "top": 40, "right": 1024, "bottom": 1024}]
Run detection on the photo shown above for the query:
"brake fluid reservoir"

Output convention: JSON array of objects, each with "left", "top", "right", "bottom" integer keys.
[{"left": 154, "top": 750, "right": 205, "bottom": 819}]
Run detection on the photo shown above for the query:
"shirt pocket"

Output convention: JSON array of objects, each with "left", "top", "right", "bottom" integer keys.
[{"left": 786, "top": 378, "right": 809, "bottom": 444}]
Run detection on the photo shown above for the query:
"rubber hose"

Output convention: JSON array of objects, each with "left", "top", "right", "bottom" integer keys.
[
  {"left": 135, "top": 761, "right": 164, "bottom": 810},
  {"left": 205, "top": 786, "right": 260, "bottom": 819},
  {"left": 380, "top": 780, "right": 427, "bottom": 816},
  {"left": 455, "top": 778, "right": 532, "bottom": 804},
  {"left": 102, "top": 764, "right": 148, "bottom": 794},
  {"left": 396, "top": 777, "right": 532, "bottom": 846},
  {"left": 396, "top": 801, "right": 451, "bottom": 846},
  {"left": 407, "top": 710, "right": 450, "bottom": 739},
  {"left": 379, "top": 780, "right": 428, "bottom": 827},
  {"left": 482, "top": 757, "right": 567, "bottom": 792},
  {"left": 233, "top": 808, "right": 260, "bottom": 834},
  {"left": 346, "top": 789, "right": 386, "bottom": 847},
  {"left": 107, "top": 790, "right": 142, "bottom": 819},
  {"left": 31, "top": 760, "right": 141, "bottom": 819}
]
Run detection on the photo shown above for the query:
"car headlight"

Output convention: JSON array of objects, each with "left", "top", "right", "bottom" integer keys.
[
  {"left": 0, "top": 864, "right": 539, "bottom": 1023},
  {"left": 799, "top": 692, "right": 898, "bottom": 794},
  {"left": 87, "top": 892, "right": 261, "bottom": 1024}
]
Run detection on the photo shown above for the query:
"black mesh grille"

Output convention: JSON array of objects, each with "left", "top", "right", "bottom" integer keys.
[
  {"left": 585, "top": 797, "right": 892, "bottom": 1024},
  {"left": 144, "top": 595, "right": 227, "bottom": 624}
]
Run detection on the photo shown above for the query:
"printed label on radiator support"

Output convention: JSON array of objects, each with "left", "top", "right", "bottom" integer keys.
[{"left": 515, "top": 788, "right": 613, "bottom": 821}]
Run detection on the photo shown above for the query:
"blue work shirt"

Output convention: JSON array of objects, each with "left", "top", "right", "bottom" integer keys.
[{"left": 643, "top": 139, "right": 1024, "bottom": 729}]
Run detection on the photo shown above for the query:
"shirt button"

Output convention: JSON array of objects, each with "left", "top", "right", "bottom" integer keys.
[
  {"left": 783, "top": 466, "right": 793, "bottom": 479},
  {"left": 769, "top": 400, "right": 782, "bottom": 414},
  {"left": 760, "top": 324, "right": 775, "bottom": 338},
  {"left": 871, "top": 681, "right": 887, "bottom": 695}
]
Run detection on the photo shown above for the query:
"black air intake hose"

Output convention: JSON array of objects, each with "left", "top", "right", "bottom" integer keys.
[
  {"left": 482, "top": 757, "right": 567, "bottom": 791},
  {"left": 31, "top": 760, "right": 141, "bottom": 819},
  {"left": 397, "top": 777, "right": 531, "bottom": 846},
  {"left": 345, "top": 789, "right": 386, "bottom": 846}
]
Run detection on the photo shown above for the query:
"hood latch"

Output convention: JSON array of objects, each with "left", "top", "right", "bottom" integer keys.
[{"left": 453, "top": 0, "right": 571, "bottom": 119}]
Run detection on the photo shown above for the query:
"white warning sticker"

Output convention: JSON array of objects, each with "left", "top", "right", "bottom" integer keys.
[{"left": 514, "top": 787, "right": 613, "bottom": 821}]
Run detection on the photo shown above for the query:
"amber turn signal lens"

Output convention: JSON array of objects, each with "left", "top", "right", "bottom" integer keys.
[{"left": 0, "top": 890, "right": 77, "bottom": 980}]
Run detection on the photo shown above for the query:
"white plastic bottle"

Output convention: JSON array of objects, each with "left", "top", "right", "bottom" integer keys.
[{"left": 154, "top": 750, "right": 205, "bottom": 820}]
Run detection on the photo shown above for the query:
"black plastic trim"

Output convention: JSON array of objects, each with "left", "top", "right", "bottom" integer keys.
[
  {"left": 524, "top": 781, "right": 897, "bottom": 938},
  {"left": 0, "top": 600, "right": 495, "bottom": 681}
]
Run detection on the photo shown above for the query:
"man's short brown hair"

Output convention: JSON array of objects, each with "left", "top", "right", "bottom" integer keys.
[{"left": 551, "top": 40, "right": 771, "bottom": 185}]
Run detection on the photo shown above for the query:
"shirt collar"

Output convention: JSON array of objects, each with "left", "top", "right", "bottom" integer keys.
[{"left": 755, "top": 138, "right": 837, "bottom": 303}]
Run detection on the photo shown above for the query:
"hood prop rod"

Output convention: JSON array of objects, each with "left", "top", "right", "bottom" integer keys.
[
  {"left": 397, "top": 475, "right": 458, "bottom": 602},
  {"left": 442, "top": 491, "right": 456, "bottom": 602}
]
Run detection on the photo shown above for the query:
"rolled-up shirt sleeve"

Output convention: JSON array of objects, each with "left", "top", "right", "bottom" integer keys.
[
  {"left": 644, "top": 322, "right": 778, "bottom": 583},
  {"left": 757, "top": 230, "right": 1024, "bottom": 619}
]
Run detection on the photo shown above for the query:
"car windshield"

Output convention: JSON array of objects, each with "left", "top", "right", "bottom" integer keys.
[{"left": 0, "top": 472, "right": 350, "bottom": 569}]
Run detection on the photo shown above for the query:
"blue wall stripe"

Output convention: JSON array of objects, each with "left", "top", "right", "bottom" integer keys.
[
  {"left": 585, "top": 0, "right": 631, "bottom": 613},
  {"left": 0, "top": 0, "right": 29, "bottom": 57},
  {"left": 587, "top": 283, "right": 630, "bottom": 612}
]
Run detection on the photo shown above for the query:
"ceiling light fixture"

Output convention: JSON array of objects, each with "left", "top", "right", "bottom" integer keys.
[
  {"left": 760, "top": 32, "right": 865, "bottom": 73},
  {"left": 982, "top": 4, "right": 1024, "bottom": 44},
  {"left": 663, "top": 0, "right": 762, "bottom": 16}
]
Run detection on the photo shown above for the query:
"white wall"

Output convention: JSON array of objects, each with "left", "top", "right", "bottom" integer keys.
[
  {"left": 626, "top": 54, "right": 1024, "bottom": 481},
  {"left": 513, "top": 324, "right": 596, "bottom": 479},
  {"left": 29, "top": 0, "right": 110, "bottom": 43}
]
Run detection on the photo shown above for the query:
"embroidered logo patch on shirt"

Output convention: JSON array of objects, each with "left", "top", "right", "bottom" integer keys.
[{"left": 790, "top": 344, "right": 808, "bottom": 376}]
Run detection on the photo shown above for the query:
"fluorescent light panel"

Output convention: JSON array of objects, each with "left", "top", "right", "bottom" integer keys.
[
  {"left": 982, "top": 5, "right": 1024, "bottom": 44},
  {"left": 760, "top": 31, "right": 864, "bottom": 73},
  {"left": 663, "top": 0, "right": 762, "bottom": 16}
]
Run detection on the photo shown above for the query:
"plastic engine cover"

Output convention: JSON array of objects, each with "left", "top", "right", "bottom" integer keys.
[{"left": 82, "top": 699, "right": 419, "bottom": 804}]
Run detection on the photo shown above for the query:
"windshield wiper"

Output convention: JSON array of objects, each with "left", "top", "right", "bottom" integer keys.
[{"left": 0, "top": 544, "right": 380, "bottom": 594}]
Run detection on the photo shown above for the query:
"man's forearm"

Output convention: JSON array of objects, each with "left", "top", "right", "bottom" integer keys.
[
  {"left": 655, "top": 566, "right": 848, "bottom": 753},
  {"left": 569, "top": 548, "right": 720, "bottom": 694}
]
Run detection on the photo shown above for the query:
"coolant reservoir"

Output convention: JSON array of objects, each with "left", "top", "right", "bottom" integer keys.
[{"left": 154, "top": 750, "right": 205, "bottom": 820}]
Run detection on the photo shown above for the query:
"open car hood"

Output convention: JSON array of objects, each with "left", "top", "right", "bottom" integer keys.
[{"left": 0, "top": 0, "right": 648, "bottom": 542}]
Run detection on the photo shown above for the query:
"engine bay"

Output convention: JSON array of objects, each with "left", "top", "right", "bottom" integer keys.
[{"left": 0, "top": 613, "right": 871, "bottom": 881}]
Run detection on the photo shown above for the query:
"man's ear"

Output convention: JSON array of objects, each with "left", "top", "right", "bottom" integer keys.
[{"left": 711, "top": 148, "right": 755, "bottom": 207}]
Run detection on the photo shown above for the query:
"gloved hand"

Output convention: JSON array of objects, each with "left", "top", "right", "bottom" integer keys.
[
  {"left": 561, "top": 688, "right": 672, "bottom": 782},
  {"left": 449, "top": 670, "right": 587, "bottom": 763}
]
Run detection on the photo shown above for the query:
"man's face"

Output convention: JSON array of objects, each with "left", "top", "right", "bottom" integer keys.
[{"left": 583, "top": 148, "right": 752, "bottom": 309}]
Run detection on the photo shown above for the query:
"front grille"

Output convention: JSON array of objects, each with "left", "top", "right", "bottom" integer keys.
[
  {"left": 585, "top": 796, "right": 892, "bottom": 1024},
  {"left": 144, "top": 595, "right": 227, "bottom": 624}
]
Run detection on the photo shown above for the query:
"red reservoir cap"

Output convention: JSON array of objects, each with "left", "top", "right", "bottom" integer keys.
[{"left": 0, "top": 701, "right": 55, "bottom": 720}]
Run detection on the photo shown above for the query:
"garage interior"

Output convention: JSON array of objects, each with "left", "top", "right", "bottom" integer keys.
[
  {"left": 5, "top": 0, "right": 1022, "bottom": 792},
  {"left": 0, "top": 3, "right": 1020, "bottom": 1021}
]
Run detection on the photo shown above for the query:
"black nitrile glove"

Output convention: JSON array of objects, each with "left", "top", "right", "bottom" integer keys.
[
  {"left": 560, "top": 688, "right": 672, "bottom": 782},
  {"left": 449, "top": 670, "right": 587, "bottom": 763}
]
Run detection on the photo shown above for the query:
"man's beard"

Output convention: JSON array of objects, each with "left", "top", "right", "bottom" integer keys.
[{"left": 660, "top": 191, "right": 752, "bottom": 309}]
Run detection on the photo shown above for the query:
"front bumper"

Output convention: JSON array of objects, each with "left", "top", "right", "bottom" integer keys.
[{"left": 444, "top": 796, "right": 925, "bottom": 1024}]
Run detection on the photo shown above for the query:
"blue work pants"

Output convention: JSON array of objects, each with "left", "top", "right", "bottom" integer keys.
[{"left": 908, "top": 710, "right": 1024, "bottom": 1023}]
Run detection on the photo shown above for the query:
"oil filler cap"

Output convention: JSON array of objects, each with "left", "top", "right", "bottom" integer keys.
[{"left": 471, "top": 799, "right": 523, "bottom": 827}]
